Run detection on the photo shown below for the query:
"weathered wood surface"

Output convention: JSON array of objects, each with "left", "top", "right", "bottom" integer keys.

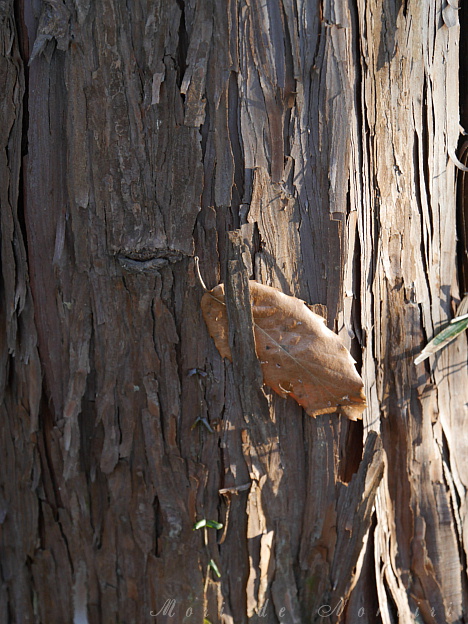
[
  {"left": 0, "top": 0, "right": 467, "bottom": 622},
  {"left": 356, "top": 3, "right": 468, "bottom": 622}
]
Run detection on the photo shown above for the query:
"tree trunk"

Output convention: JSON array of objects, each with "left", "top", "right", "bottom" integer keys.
[{"left": 1, "top": 1, "right": 467, "bottom": 622}]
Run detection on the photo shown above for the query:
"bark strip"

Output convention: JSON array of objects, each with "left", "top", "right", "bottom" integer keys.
[
  {"left": 224, "top": 230, "right": 269, "bottom": 424},
  {"left": 329, "top": 431, "right": 385, "bottom": 620}
]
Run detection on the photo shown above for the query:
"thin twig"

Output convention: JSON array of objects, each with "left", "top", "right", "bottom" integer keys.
[{"left": 194, "top": 256, "right": 208, "bottom": 291}]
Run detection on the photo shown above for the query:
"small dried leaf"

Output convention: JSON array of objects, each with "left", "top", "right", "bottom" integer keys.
[{"left": 201, "top": 281, "right": 366, "bottom": 420}]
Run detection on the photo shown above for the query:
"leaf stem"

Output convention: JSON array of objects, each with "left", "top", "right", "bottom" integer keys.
[{"left": 194, "top": 256, "right": 208, "bottom": 292}]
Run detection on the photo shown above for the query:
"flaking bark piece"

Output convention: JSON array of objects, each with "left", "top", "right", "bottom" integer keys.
[{"left": 201, "top": 281, "right": 366, "bottom": 420}]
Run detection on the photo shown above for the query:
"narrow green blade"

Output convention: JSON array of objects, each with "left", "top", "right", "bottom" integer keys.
[
  {"left": 208, "top": 559, "right": 221, "bottom": 578},
  {"left": 415, "top": 316, "right": 468, "bottom": 364}
]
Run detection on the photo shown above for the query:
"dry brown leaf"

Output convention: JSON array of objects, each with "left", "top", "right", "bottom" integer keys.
[{"left": 201, "top": 281, "right": 367, "bottom": 420}]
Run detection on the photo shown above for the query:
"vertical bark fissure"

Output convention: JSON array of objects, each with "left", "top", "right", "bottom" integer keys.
[
  {"left": 12, "top": 1, "right": 29, "bottom": 258},
  {"left": 175, "top": 0, "right": 188, "bottom": 90},
  {"left": 228, "top": 70, "right": 244, "bottom": 217}
]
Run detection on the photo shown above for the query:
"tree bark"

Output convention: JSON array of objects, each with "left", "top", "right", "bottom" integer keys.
[{"left": 1, "top": 1, "right": 467, "bottom": 623}]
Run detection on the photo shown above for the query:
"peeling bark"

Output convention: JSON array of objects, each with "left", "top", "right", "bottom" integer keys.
[{"left": 1, "top": 1, "right": 467, "bottom": 623}]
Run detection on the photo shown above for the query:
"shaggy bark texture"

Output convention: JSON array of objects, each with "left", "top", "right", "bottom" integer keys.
[{"left": 1, "top": 1, "right": 467, "bottom": 622}]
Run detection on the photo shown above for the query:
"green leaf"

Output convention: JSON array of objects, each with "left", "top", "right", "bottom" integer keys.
[
  {"left": 208, "top": 559, "right": 221, "bottom": 578},
  {"left": 193, "top": 519, "right": 223, "bottom": 531},
  {"left": 414, "top": 307, "right": 468, "bottom": 365}
]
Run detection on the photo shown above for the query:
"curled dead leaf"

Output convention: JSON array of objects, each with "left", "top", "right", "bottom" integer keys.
[{"left": 201, "top": 281, "right": 366, "bottom": 420}]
